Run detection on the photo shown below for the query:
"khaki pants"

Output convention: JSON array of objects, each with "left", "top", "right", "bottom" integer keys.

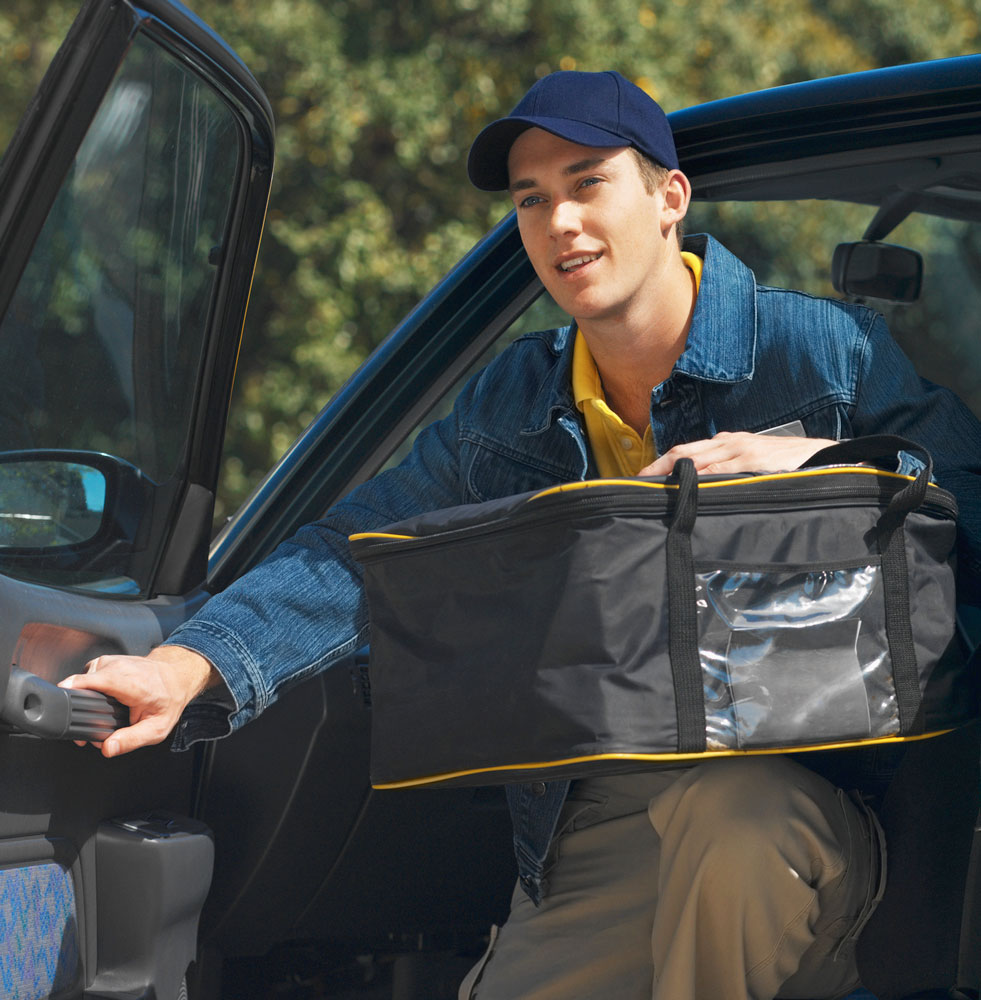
[{"left": 459, "top": 756, "right": 885, "bottom": 1000}]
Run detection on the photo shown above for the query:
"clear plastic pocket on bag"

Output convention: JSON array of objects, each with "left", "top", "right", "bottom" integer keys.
[{"left": 694, "top": 562, "right": 900, "bottom": 750}]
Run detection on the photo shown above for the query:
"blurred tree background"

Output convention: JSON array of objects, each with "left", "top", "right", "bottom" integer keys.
[{"left": 2, "top": 0, "right": 979, "bottom": 527}]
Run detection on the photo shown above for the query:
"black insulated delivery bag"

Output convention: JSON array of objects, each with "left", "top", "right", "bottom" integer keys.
[{"left": 349, "top": 436, "right": 973, "bottom": 789}]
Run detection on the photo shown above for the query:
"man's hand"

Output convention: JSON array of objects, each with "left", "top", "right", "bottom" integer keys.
[
  {"left": 640, "top": 431, "right": 837, "bottom": 477},
  {"left": 59, "top": 645, "right": 219, "bottom": 758}
]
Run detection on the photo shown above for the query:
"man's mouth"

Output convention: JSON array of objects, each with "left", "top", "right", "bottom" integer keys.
[{"left": 558, "top": 252, "right": 601, "bottom": 272}]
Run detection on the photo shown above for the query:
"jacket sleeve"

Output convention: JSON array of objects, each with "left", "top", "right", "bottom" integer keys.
[
  {"left": 166, "top": 383, "right": 475, "bottom": 746},
  {"left": 850, "top": 313, "right": 981, "bottom": 608}
]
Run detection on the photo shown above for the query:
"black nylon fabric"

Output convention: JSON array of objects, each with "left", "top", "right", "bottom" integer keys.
[
  {"left": 665, "top": 458, "right": 706, "bottom": 754},
  {"left": 351, "top": 442, "right": 970, "bottom": 789}
]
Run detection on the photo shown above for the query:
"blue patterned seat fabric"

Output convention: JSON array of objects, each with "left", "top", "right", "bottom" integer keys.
[{"left": 0, "top": 863, "right": 79, "bottom": 1000}]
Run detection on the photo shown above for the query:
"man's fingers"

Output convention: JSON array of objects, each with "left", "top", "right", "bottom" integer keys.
[
  {"left": 63, "top": 663, "right": 144, "bottom": 699},
  {"left": 56, "top": 649, "right": 216, "bottom": 757},
  {"left": 640, "top": 432, "right": 837, "bottom": 478},
  {"left": 60, "top": 666, "right": 132, "bottom": 750},
  {"left": 641, "top": 438, "right": 727, "bottom": 476},
  {"left": 100, "top": 717, "right": 171, "bottom": 758}
]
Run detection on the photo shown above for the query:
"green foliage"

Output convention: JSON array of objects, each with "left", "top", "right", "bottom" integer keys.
[
  {"left": 0, "top": 2, "right": 78, "bottom": 143},
  {"left": 2, "top": 0, "right": 979, "bottom": 525}
]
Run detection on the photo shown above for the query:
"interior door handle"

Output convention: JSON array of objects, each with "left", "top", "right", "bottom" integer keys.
[{"left": 0, "top": 667, "right": 128, "bottom": 740}]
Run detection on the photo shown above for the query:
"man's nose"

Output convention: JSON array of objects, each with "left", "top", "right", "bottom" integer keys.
[{"left": 547, "top": 198, "right": 582, "bottom": 238}]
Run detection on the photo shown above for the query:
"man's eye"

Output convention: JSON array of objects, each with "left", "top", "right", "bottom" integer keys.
[
  {"left": 519, "top": 194, "right": 544, "bottom": 208},
  {"left": 579, "top": 176, "right": 601, "bottom": 189}
]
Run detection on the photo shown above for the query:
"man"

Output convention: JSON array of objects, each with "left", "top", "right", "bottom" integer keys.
[{"left": 66, "top": 71, "right": 981, "bottom": 999}]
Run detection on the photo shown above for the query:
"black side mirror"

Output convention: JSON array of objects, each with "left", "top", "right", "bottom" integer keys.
[
  {"left": 0, "top": 449, "right": 150, "bottom": 554},
  {"left": 832, "top": 241, "right": 923, "bottom": 304}
]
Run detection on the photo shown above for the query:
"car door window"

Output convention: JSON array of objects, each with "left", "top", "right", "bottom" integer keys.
[
  {"left": 878, "top": 213, "right": 980, "bottom": 418},
  {"left": 380, "top": 289, "right": 568, "bottom": 471},
  {"left": 687, "top": 200, "right": 981, "bottom": 422},
  {"left": 0, "top": 33, "right": 241, "bottom": 594}
]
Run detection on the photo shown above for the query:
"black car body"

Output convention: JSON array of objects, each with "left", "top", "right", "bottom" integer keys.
[{"left": 0, "top": 1, "right": 978, "bottom": 997}]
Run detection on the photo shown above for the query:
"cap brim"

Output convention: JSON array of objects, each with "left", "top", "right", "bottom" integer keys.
[{"left": 467, "top": 115, "right": 631, "bottom": 191}]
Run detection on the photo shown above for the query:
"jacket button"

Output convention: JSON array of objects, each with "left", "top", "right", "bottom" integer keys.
[{"left": 530, "top": 781, "right": 547, "bottom": 797}]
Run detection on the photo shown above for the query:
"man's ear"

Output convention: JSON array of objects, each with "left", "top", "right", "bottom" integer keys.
[{"left": 660, "top": 170, "right": 692, "bottom": 234}]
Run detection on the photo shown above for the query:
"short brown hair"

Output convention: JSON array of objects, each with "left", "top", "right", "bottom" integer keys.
[{"left": 629, "top": 147, "right": 685, "bottom": 246}]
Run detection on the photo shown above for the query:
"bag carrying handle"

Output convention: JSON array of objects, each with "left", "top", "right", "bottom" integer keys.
[
  {"left": 804, "top": 433, "right": 935, "bottom": 734},
  {"left": 667, "top": 457, "right": 706, "bottom": 754},
  {"left": 800, "top": 434, "right": 934, "bottom": 527}
]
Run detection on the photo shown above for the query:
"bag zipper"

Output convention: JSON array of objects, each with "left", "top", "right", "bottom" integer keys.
[{"left": 352, "top": 473, "right": 957, "bottom": 560}]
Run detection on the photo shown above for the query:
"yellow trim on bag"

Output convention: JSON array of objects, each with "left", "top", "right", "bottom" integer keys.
[
  {"left": 350, "top": 466, "right": 939, "bottom": 544},
  {"left": 529, "top": 465, "right": 917, "bottom": 502},
  {"left": 371, "top": 729, "right": 952, "bottom": 789},
  {"left": 349, "top": 531, "right": 416, "bottom": 541}
]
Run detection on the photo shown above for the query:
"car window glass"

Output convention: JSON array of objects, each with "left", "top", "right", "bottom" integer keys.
[
  {"left": 877, "top": 214, "right": 980, "bottom": 419},
  {"left": 688, "top": 200, "right": 981, "bottom": 420},
  {"left": 0, "top": 32, "right": 241, "bottom": 595},
  {"left": 380, "top": 288, "right": 567, "bottom": 471}
]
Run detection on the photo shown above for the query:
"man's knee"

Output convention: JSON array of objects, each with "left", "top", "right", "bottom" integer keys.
[
  {"left": 648, "top": 756, "right": 855, "bottom": 882},
  {"left": 655, "top": 757, "right": 829, "bottom": 828}
]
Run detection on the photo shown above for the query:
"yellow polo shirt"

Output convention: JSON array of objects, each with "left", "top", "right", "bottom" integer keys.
[{"left": 572, "top": 251, "right": 702, "bottom": 478}]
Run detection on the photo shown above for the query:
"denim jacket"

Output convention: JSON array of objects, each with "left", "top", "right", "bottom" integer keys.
[{"left": 168, "top": 234, "right": 981, "bottom": 903}]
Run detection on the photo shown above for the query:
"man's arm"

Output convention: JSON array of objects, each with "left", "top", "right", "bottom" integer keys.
[
  {"left": 59, "top": 381, "right": 476, "bottom": 756},
  {"left": 849, "top": 315, "right": 981, "bottom": 606},
  {"left": 642, "top": 314, "right": 981, "bottom": 606}
]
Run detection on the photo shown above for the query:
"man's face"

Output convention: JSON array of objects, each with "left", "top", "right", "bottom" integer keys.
[{"left": 507, "top": 128, "right": 678, "bottom": 330}]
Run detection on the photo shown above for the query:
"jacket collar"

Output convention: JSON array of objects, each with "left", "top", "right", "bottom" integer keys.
[
  {"left": 674, "top": 233, "right": 757, "bottom": 384},
  {"left": 522, "top": 324, "right": 578, "bottom": 434},
  {"left": 522, "top": 234, "right": 757, "bottom": 434}
]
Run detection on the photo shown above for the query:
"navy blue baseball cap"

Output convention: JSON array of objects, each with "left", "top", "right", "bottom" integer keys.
[{"left": 467, "top": 70, "right": 679, "bottom": 191}]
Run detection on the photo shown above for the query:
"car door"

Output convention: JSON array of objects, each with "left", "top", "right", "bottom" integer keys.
[{"left": 0, "top": 1, "right": 272, "bottom": 997}]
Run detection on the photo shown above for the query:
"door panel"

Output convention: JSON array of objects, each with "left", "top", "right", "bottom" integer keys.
[{"left": 0, "top": 1, "right": 273, "bottom": 996}]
